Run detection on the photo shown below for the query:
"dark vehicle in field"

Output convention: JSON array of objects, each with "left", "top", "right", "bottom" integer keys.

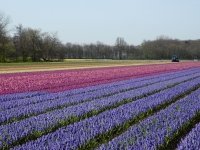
[{"left": 172, "top": 55, "right": 179, "bottom": 62}]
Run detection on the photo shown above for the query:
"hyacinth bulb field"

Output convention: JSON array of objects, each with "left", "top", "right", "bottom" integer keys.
[{"left": 0, "top": 62, "right": 200, "bottom": 150}]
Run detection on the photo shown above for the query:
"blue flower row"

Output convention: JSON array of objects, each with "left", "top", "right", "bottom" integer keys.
[
  {"left": 10, "top": 77, "right": 200, "bottom": 150},
  {"left": 177, "top": 122, "right": 200, "bottom": 149},
  {"left": 98, "top": 89, "right": 200, "bottom": 150}
]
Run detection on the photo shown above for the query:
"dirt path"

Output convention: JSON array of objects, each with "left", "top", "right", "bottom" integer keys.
[{"left": 0, "top": 60, "right": 173, "bottom": 74}]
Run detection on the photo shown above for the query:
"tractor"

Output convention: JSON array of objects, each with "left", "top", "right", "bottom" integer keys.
[{"left": 171, "top": 55, "right": 179, "bottom": 62}]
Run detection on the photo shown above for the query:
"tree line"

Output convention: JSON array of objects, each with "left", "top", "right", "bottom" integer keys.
[{"left": 0, "top": 13, "right": 199, "bottom": 62}]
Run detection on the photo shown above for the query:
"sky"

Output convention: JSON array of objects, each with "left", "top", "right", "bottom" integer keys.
[{"left": 0, "top": 0, "right": 200, "bottom": 45}]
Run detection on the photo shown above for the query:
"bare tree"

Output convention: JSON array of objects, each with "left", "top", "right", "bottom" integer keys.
[
  {"left": 14, "top": 24, "right": 30, "bottom": 61},
  {"left": 115, "top": 37, "right": 127, "bottom": 59},
  {"left": 0, "top": 13, "right": 10, "bottom": 62},
  {"left": 24, "top": 28, "right": 42, "bottom": 62}
]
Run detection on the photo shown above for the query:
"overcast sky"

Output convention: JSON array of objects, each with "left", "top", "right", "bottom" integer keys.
[{"left": 1, "top": 0, "right": 200, "bottom": 45}]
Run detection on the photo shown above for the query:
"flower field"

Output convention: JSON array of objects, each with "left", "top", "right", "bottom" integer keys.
[{"left": 0, "top": 62, "right": 200, "bottom": 150}]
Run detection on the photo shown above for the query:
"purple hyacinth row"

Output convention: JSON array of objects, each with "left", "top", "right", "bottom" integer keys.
[
  {"left": 0, "top": 91, "right": 46, "bottom": 103},
  {"left": 97, "top": 90, "right": 200, "bottom": 150},
  {"left": 10, "top": 77, "right": 200, "bottom": 150},
  {"left": 1, "top": 71, "right": 199, "bottom": 125},
  {"left": 1, "top": 67, "right": 199, "bottom": 104},
  {"left": 1, "top": 68, "right": 199, "bottom": 111},
  {"left": 177, "top": 123, "right": 200, "bottom": 149},
  {"left": 1, "top": 75, "right": 200, "bottom": 148}
]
